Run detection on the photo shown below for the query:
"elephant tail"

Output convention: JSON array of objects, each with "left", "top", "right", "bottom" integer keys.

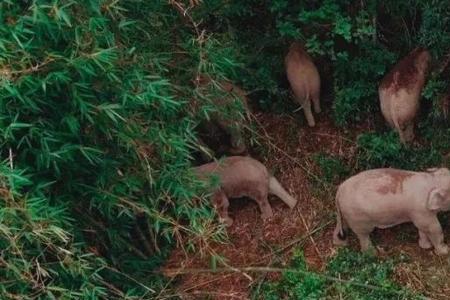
[
  {"left": 391, "top": 108, "right": 406, "bottom": 144},
  {"left": 333, "top": 188, "right": 348, "bottom": 243},
  {"left": 269, "top": 176, "right": 297, "bottom": 209}
]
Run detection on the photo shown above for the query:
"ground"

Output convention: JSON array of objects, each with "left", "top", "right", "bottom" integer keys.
[{"left": 162, "top": 107, "right": 450, "bottom": 299}]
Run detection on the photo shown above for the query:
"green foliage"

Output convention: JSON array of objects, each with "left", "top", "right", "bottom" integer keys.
[
  {"left": 0, "top": 161, "right": 110, "bottom": 298},
  {"left": 420, "top": 122, "right": 450, "bottom": 152},
  {"left": 418, "top": 1, "right": 450, "bottom": 57},
  {"left": 259, "top": 250, "right": 325, "bottom": 300},
  {"left": 333, "top": 45, "right": 396, "bottom": 126},
  {"left": 313, "top": 153, "right": 350, "bottom": 183},
  {"left": 326, "top": 249, "right": 419, "bottom": 299},
  {"left": 257, "top": 249, "right": 420, "bottom": 300},
  {"left": 0, "top": 0, "right": 235, "bottom": 297},
  {"left": 356, "top": 132, "right": 442, "bottom": 170}
]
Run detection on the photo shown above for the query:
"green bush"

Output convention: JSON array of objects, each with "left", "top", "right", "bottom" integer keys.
[
  {"left": 0, "top": 0, "right": 236, "bottom": 297},
  {"left": 257, "top": 249, "right": 419, "bottom": 300},
  {"left": 258, "top": 250, "right": 326, "bottom": 300},
  {"left": 326, "top": 249, "right": 419, "bottom": 299},
  {"left": 356, "top": 132, "right": 442, "bottom": 170},
  {"left": 313, "top": 153, "right": 350, "bottom": 184},
  {"left": 0, "top": 161, "right": 106, "bottom": 298}
]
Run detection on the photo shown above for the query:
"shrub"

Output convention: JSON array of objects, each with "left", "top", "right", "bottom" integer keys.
[
  {"left": 257, "top": 249, "right": 419, "bottom": 299},
  {"left": 0, "top": 161, "right": 110, "bottom": 298},
  {"left": 356, "top": 132, "right": 442, "bottom": 170},
  {"left": 0, "top": 0, "right": 237, "bottom": 297},
  {"left": 326, "top": 249, "right": 419, "bottom": 299},
  {"left": 313, "top": 153, "right": 350, "bottom": 184},
  {"left": 258, "top": 250, "right": 326, "bottom": 300}
]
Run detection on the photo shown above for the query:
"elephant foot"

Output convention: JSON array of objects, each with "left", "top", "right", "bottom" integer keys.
[
  {"left": 435, "top": 244, "right": 448, "bottom": 256},
  {"left": 220, "top": 216, "right": 233, "bottom": 227},
  {"left": 307, "top": 121, "right": 316, "bottom": 127},
  {"left": 419, "top": 238, "right": 432, "bottom": 249},
  {"left": 260, "top": 211, "right": 274, "bottom": 221},
  {"left": 333, "top": 237, "right": 348, "bottom": 246}
]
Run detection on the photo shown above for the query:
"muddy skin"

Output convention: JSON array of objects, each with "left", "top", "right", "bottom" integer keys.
[{"left": 379, "top": 47, "right": 431, "bottom": 143}]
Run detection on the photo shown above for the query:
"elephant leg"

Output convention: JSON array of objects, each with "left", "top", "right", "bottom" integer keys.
[
  {"left": 417, "top": 217, "right": 447, "bottom": 255},
  {"left": 301, "top": 99, "right": 315, "bottom": 127},
  {"left": 312, "top": 95, "right": 321, "bottom": 114},
  {"left": 212, "top": 190, "right": 233, "bottom": 226},
  {"left": 255, "top": 191, "right": 273, "bottom": 220},
  {"left": 418, "top": 230, "right": 432, "bottom": 249},
  {"left": 352, "top": 225, "right": 374, "bottom": 252},
  {"left": 356, "top": 233, "right": 373, "bottom": 252}
]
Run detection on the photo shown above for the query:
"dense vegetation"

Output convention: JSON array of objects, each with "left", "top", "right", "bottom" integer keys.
[
  {"left": 259, "top": 249, "right": 420, "bottom": 299},
  {"left": 0, "top": 0, "right": 449, "bottom": 298}
]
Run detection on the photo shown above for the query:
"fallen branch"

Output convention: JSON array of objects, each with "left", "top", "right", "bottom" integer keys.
[
  {"left": 158, "top": 266, "right": 418, "bottom": 297},
  {"left": 158, "top": 290, "right": 246, "bottom": 300},
  {"left": 299, "top": 212, "right": 324, "bottom": 264},
  {"left": 260, "top": 219, "right": 333, "bottom": 262},
  {"left": 104, "top": 265, "right": 156, "bottom": 294}
]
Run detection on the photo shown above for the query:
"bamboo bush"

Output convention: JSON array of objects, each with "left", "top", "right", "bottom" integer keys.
[{"left": 0, "top": 0, "right": 239, "bottom": 298}]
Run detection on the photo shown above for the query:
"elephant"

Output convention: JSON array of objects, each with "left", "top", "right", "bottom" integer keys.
[
  {"left": 194, "top": 75, "right": 249, "bottom": 158},
  {"left": 379, "top": 47, "right": 431, "bottom": 144},
  {"left": 333, "top": 167, "right": 450, "bottom": 255},
  {"left": 285, "top": 42, "right": 321, "bottom": 127},
  {"left": 194, "top": 156, "right": 298, "bottom": 226}
]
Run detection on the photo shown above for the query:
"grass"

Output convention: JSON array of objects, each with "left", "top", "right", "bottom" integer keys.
[
  {"left": 313, "top": 153, "right": 350, "bottom": 184},
  {"left": 356, "top": 131, "right": 443, "bottom": 170},
  {"left": 256, "top": 249, "right": 424, "bottom": 300}
]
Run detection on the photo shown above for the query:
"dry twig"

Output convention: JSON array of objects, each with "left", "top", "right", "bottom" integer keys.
[{"left": 158, "top": 266, "right": 418, "bottom": 297}]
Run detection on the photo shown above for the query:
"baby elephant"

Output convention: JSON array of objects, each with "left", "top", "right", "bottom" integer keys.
[
  {"left": 379, "top": 48, "right": 431, "bottom": 143},
  {"left": 333, "top": 168, "right": 450, "bottom": 255},
  {"left": 194, "top": 156, "right": 297, "bottom": 225},
  {"left": 285, "top": 42, "right": 321, "bottom": 127},
  {"left": 195, "top": 75, "right": 249, "bottom": 156}
]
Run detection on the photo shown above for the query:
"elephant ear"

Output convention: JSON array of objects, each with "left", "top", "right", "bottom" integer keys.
[{"left": 427, "top": 189, "right": 446, "bottom": 212}]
